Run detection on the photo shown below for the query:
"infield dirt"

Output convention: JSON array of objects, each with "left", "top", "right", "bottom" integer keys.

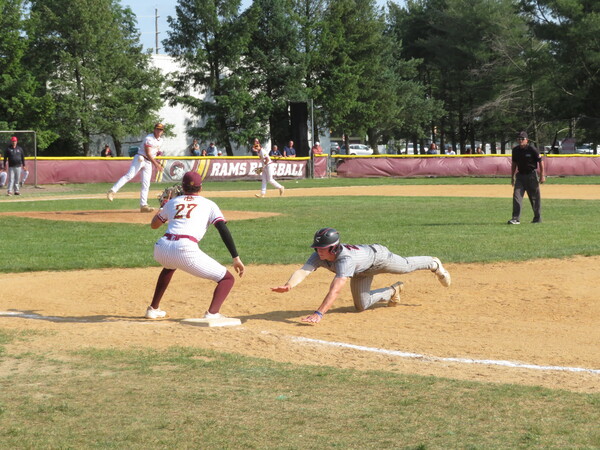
[{"left": 1, "top": 184, "right": 599, "bottom": 393}]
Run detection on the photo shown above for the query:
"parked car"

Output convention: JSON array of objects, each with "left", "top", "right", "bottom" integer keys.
[
  {"left": 575, "top": 143, "right": 595, "bottom": 154},
  {"left": 330, "top": 142, "right": 341, "bottom": 155},
  {"left": 348, "top": 144, "right": 373, "bottom": 155}
]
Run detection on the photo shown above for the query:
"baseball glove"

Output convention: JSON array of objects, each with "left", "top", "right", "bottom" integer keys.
[
  {"left": 157, "top": 184, "right": 184, "bottom": 207},
  {"left": 254, "top": 166, "right": 263, "bottom": 175}
]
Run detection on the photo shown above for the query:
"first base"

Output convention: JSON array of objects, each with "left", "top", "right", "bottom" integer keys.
[{"left": 181, "top": 317, "right": 242, "bottom": 327}]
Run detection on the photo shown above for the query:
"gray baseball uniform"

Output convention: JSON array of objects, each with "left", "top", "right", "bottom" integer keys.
[{"left": 302, "top": 243, "right": 439, "bottom": 311}]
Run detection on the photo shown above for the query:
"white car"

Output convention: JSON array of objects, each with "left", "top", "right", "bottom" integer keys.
[{"left": 348, "top": 144, "right": 374, "bottom": 155}]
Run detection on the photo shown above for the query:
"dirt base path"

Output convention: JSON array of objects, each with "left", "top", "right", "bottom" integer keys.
[{"left": 1, "top": 184, "right": 599, "bottom": 393}]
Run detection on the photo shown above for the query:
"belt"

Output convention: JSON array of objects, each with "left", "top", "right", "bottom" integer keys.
[{"left": 164, "top": 233, "right": 198, "bottom": 243}]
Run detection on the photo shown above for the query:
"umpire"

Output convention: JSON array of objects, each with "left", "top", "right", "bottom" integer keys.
[{"left": 508, "top": 131, "right": 545, "bottom": 225}]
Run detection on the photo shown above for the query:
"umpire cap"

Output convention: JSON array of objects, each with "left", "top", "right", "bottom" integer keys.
[{"left": 311, "top": 228, "right": 340, "bottom": 248}]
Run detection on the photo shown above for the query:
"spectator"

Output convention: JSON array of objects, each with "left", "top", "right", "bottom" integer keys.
[
  {"left": 445, "top": 146, "right": 456, "bottom": 155},
  {"left": 101, "top": 144, "right": 113, "bottom": 157},
  {"left": 0, "top": 166, "right": 6, "bottom": 187},
  {"left": 207, "top": 142, "right": 218, "bottom": 156},
  {"left": 283, "top": 140, "right": 296, "bottom": 157},
  {"left": 269, "top": 145, "right": 282, "bottom": 157},
  {"left": 311, "top": 141, "right": 323, "bottom": 155},
  {"left": 475, "top": 146, "right": 484, "bottom": 154},
  {"left": 4, "top": 136, "right": 26, "bottom": 196},
  {"left": 427, "top": 143, "right": 439, "bottom": 155},
  {"left": 189, "top": 139, "right": 201, "bottom": 156}
]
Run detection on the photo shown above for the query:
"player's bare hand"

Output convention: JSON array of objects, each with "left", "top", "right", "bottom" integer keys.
[
  {"left": 233, "top": 257, "right": 245, "bottom": 277},
  {"left": 301, "top": 313, "right": 322, "bottom": 324},
  {"left": 271, "top": 285, "right": 291, "bottom": 293}
]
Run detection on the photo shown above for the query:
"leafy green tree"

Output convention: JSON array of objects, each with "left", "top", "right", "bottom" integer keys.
[
  {"left": 525, "top": 0, "right": 600, "bottom": 145},
  {"left": 0, "top": 0, "right": 56, "bottom": 149},
  {"left": 27, "top": 0, "right": 164, "bottom": 155},
  {"left": 243, "top": 0, "right": 305, "bottom": 148},
  {"left": 164, "top": 0, "right": 255, "bottom": 156}
]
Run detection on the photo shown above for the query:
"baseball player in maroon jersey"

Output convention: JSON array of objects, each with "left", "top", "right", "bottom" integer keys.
[
  {"left": 271, "top": 227, "right": 451, "bottom": 324},
  {"left": 145, "top": 171, "right": 245, "bottom": 319}
]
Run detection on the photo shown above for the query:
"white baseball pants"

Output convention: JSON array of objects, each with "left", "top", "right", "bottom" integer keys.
[
  {"left": 111, "top": 155, "right": 152, "bottom": 206},
  {"left": 154, "top": 238, "right": 227, "bottom": 282},
  {"left": 260, "top": 164, "right": 283, "bottom": 194}
]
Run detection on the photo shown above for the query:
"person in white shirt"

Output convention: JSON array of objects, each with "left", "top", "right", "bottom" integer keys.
[
  {"left": 145, "top": 171, "right": 245, "bottom": 319},
  {"left": 255, "top": 144, "right": 285, "bottom": 198},
  {"left": 107, "top": 123, "right": 165, "bottom": 212}
]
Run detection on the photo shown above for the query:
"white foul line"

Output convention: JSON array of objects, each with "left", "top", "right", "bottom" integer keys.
[{"left": 291, "top": 336, "right": 600, "bottom": 375}]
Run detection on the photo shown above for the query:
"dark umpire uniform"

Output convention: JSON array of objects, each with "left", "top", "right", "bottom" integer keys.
[{"left": 508, "top": 131, "right": 545, "bottom": 224}]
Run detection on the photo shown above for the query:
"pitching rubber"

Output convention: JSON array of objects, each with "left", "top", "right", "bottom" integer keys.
[{"left": 181, "top": 317, "right": 242, "bottom": 327}]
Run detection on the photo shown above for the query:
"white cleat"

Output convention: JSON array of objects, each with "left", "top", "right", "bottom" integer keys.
[
  {"left": 107, "top": 190, "right": 115, "bottom": 201},
  {"left": 145, "top": 306, "right": 166, "bottom": 319},
  {"left": 279, "top": 187, "right": 285, "bottom": 196},
  {"left": 140, "top": 205, "right": 155, "bottom": 213},
  {"left": 388, "top": 281, "right": 404, "bottom": 307},
  {"left": 203, "top": 311, "right": 225, "bottom": 319},
  {"left": 432, "top": 258, "right": 451, "bottom": 287},
  {"left": 255, "top": 193, "right": 265, "bottom": 198}
]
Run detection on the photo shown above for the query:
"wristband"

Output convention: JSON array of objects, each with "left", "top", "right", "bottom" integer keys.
[{"left": 314, "top": 311, "right": 323, "bottom": 317}]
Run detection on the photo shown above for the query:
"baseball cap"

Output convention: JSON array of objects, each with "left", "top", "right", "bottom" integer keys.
[
  {"left": 154, "top": 123, "right": 165, "bottom": 130},
  {"left": 182, "top": 171, "right": 202, "bottom": 189},
  {"left": 10, "top": 136, "right": 17, "bottom": 142},
  {"left": 518, "top": 131, "right": 528, "bottom": 139}
]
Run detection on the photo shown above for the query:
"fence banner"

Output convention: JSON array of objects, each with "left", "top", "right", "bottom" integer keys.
[{"left": 25, "top": 157, "right": 308, "bottom": 185}]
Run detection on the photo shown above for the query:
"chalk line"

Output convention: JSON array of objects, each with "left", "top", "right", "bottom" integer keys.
[{"left": 291, "top": 336, "right": 600, "bottom": 375}]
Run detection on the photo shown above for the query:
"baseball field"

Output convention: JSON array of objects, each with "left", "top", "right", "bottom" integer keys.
[{"left": 1, "top": 177, "right": 599, "bottom": 448}]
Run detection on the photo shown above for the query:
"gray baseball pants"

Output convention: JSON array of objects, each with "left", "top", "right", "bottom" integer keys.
[
  {"left": 512, "top": 172, "right": 541, "bottom": 222},
  {"left": 350, "top": 244, "right": 438, "bottom": 311},
  {"left": 7, "top": 167, "right": 22, "bottom": 194}
]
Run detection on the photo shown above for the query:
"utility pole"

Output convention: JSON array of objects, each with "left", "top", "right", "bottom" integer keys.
[{"left": 155, "top": 9, "right": 160, "bottom": 54}]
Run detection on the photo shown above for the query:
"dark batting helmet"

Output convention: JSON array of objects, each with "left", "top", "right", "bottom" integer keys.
[{"left": 311, "top": 227, "right": 340, "bottom": 248}]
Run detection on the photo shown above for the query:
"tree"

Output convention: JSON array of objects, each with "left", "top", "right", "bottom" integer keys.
[
  {"left": 243, "top": 0, "right": 305, "bottom": 149},
  {"left": 164, "top": 0, "right": 256, "bottom": 156},
  {"left": 525, "top": 0, "right": 600, "bottom": 145},
  {"left": 0, "top": 0, "right": 56, "bottom": 149},
  {"left": 27, "top": 0, "right": 164, "bottom": 155}
]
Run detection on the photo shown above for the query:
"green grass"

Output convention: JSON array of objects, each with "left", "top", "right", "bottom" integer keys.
[
  {"left": 1, "top": 343, "right": 599, "bottom": 448},
  {"left": 1, "top": 177, "right": 600, "bottom": 448},
  {"left": 2, "top": 180, "right": 600, "bottom": 271}
]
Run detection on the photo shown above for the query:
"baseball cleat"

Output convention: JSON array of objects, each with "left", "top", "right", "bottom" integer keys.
[
  {"left": 279, "top": 187, "right": 285, "bottom": 196},
  {"left": 140, "top": 205, "right": 155, "bottom": 213},
  {"left": 507, "top": 219, "right": 520, "bottom": 225},
  {"left": 255, "top": 193, "right": 265, "bottom": 198},
  {"left": 107, "top": 190, "right": 115, "bottom": 201},
  {"left": 432, "top": 258, "right": 451, "bottom": 287},
  {"left": 145, "top": 306, "right": 166, "bottom": 319},
  {"left": 203, "top": 311, "right": 225, "bottom": 319},
  {"left": 388, "top": 281, "right": 404, "bottom": 307}
]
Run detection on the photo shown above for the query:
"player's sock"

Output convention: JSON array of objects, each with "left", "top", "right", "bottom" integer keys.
[
  {"left": 208, "top": 271, "right": 235, "bottom": 314},
  {"left": 151, "top": 268, "right": 176, "bottom": 309}
]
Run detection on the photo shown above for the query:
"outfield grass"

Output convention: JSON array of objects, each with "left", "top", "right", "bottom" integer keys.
[
  {"left": 1, "top": 177, "right": 599, "bottom": 448},
  {"left": 2, "top": 178, "right": 600, "bottom": 271}
]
